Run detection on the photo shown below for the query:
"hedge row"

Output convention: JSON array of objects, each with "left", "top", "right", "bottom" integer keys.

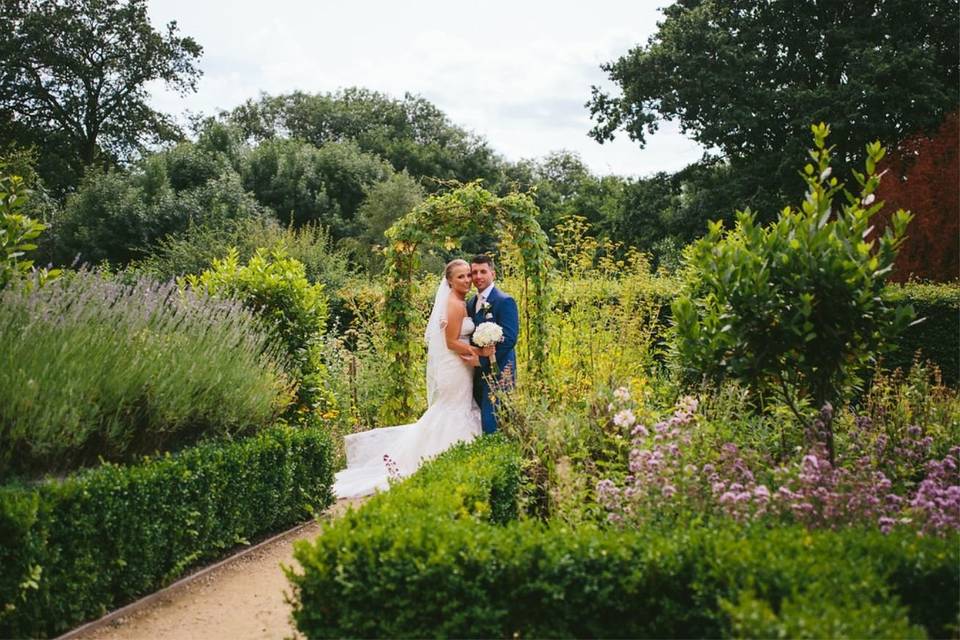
[
  {"left": 0, "top": 425, "right": 334, "bottom": 638},
  {"left": 291, "top": 436, "right": 959, "bottom": 639},
  {"left": 886, "top": 282, "right": 960, "bottom": 385}
]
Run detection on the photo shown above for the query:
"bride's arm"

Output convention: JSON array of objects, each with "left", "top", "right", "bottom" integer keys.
[{"left": 444, "top": 298, "right": 478, "bottom": 364}]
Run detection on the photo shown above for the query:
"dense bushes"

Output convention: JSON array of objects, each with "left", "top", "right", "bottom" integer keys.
[
  {"left": 182, "top": 249, "right": 334, "bottom": 415},
  {"left": 0, "top": 425, "right": 334, "bottom": 638},
  {"left": 0, "top": 271, "right": 292, "bottom": 478},
  {"left": 290, "top": 437, "right": 958, "bottom": 638},
  {"left": 53, "top": 161, "right": 270, "bottom": 267},
  {"left": 289, "top": 436, "right": 522, "bottom": 637},
  {"left": 130, "top": 217, "right": 352, "bottom": 305},
  {"left": 240, "top": 138, "right": 393, "bottom": 237}
]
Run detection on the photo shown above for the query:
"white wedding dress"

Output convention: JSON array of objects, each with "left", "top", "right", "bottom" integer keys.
[{"left": 333, "top": 282, "right": 482, "bottom": 498}]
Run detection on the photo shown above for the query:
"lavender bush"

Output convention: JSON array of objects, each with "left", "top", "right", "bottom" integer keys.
[{"left": 0, "top": 270, "right": 294, "bottom": 478}]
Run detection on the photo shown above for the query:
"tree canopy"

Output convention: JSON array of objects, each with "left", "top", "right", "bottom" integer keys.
[
  {"left": 0, "top": 0, "right": 202, "bottom": 194},
  {"left": 222, "top": 88, "right": 503, "bottom": 189},
  {"left": 589, "top": 0, "right": 959, "bottom": 212}
]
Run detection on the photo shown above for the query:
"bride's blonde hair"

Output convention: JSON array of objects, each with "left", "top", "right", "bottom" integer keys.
[{"left": 444, "top": 258, "right": 469, "bottom": 282}]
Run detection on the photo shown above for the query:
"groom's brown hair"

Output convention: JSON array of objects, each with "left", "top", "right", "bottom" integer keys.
[{"left": 470, "top": 254, "right": 496, "bottom": 271}]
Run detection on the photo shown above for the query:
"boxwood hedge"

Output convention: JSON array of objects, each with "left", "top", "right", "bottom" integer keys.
[
  {"left": 887, "top": 282, "right": 960, "bottom": 385},
  {"left": 0, "top": 425, "right": 334, "bottom": 638},
  {"left": 291, "top": 436, "right": 958, "bottom": 639}
]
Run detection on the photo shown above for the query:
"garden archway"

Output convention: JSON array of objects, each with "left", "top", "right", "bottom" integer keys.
[{"left": 380, "top": 182, "right": 551, "bottom": 422}]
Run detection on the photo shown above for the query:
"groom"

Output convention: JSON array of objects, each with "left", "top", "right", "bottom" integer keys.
[{"left": 468, "top": 254, "right": 519, "bottom": 435}]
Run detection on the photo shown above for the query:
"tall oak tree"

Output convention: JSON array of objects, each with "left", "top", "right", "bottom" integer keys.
[{"left": 0, "top": 0, "right": 202, "bottom": 193}]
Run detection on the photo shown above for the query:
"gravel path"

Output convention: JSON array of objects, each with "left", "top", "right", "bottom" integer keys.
[{"left": 74, "top": 498, "right": 363, "bottom": 640}]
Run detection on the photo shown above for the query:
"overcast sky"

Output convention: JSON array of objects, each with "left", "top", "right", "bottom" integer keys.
[{"left": 146, "top": 0, "right": 706, "bottom": 178}]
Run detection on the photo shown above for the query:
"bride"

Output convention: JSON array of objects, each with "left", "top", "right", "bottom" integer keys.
[{"left": 333, "top": 259, "right": 483, "bottom": 498}]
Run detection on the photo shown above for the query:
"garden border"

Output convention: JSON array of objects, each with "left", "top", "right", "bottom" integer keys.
[{"left": 290, "top": 436, "right": 959, "bottom": 638}]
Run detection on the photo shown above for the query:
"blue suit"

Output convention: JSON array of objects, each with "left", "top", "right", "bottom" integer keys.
[{"left": 468, "top": 286, "right": 519, "bottom": 434}]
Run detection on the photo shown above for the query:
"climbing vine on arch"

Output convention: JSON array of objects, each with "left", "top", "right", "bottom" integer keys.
[{"left": 381, "top": 182, "right": 552, "bottom": 423}]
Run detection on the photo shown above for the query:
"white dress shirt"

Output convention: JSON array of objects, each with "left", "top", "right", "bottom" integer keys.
[{"left": 476, "top": 283, "right": 495, "bottom": 313}]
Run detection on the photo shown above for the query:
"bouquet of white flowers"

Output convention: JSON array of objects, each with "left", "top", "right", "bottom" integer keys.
[{"left": 473, "top": 321, "right": 504, "bottom": 369}]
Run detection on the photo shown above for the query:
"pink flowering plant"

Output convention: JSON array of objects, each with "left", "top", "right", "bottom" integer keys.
[{"left": 597, "top": 385, "right": 959, "bottom": 536}]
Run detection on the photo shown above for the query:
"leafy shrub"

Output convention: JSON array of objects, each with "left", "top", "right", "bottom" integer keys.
[
  {"left": 289, "top": 436, "right": 522, "bottom": 637},
  {"left": 673, "top": 125, "right": 914, "bottom": 459},
  {"left": 0, "top": 172, "right": 60, "bottom": 290},
  {"left": 290, "top": 436, "right": 957, "bottom": 638},
  {"left": 0, "top": 425, "right": 334, "bottom": 638},
  {"left": 53, "top": 161, "right": 269, "bottom": 267},
  {"left": 130, "top": 216, "right": 353, "bottom": 318},
  {"left": 182, "top": 249, "right": 334, "bottom": 416},
  {"left": 0, "top": 270, "right": 292, "bottom": 478}
]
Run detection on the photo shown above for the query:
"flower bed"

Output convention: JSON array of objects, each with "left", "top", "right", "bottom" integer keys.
[
  {"left": 0, "top": 425, "right": 334, "bottom": 638},
  {"left": 290, "top": 435, "right": 958, "bottom": 638}
]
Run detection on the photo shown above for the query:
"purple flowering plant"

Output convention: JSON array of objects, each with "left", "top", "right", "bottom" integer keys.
[{"left": 597, "top": 383, "right": 959, "bottom": 536}]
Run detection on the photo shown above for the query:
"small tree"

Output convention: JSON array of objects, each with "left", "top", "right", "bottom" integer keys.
[{"left": 672, "top": 124, "right": 914, "bottom": 462}]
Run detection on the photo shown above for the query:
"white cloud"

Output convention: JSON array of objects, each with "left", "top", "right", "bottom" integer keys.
[{"left": 147, "top": 0, "right": 704, "bottom": 177}]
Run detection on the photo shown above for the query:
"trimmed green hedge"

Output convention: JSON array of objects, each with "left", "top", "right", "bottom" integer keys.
[
  {"left": 291, "top": 436, "right": 958, "bottom": 639},
  {"left": 0, "top": 425, "right": 334, "bottom": 638},
  {"left": 887, "top": 282, "right": 960, "bottom": 385}
]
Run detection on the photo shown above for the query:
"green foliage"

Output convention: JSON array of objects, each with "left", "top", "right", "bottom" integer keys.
[
  {"left": 533, "top": 215, "right": 669, "bottom": 397},
  {"left": 131, "top": 217, "right": 353, "bottom": 319},
  {"left": 0, "top": 270, "right": 292, "bottom": 478},
  {"left": 290, "top": 437, "right": 957, "bottom": 639},
  {"left": 505, "top": 151, "right": 625, "bottom": 237},
  {"left": 323, "top": 276, "right": 434, "bottom": 432},
  {"left": 53, "top": 162, "right": 269, "bottom": 267},
  {"left": 224, "top": 88, "right": 503, "bottom": 188},
  {"left": 159, "top": 140, "right": 234, "bottom": 192},
  {"left": 887, "top": 282, "right": 960, "bottom": 385},
  {"left": 673, "top": 126, "right": 914, "bottom": 439},
  {"left": 0, "top": 425, "right": 334, "bottom": 638},
  {"left": 381, "top": 182, "right": 552, "bottom": 422},
  {"left": 0, "top": 172, "right": 60, "bottom": 290},
  {"left": 239, "top": 138, "right": 393, "bottom": 238},
  {"left": 610, "top": 161, "right": 783, "bottom": 268},
  {"left": 0, "top": 0, "right": 203, "bottom": 194},
  {"left": 182, "top": 249, "right": 333, "bottom": 417},
  {"left": 343, "top": 171, "right": 425, "bottom": 273},
  {"left": 289, "top": 436, "right": 522, "bottom": 637},
  {"left": 589, "top": 0, "right": 959, "bottom": 225}
]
